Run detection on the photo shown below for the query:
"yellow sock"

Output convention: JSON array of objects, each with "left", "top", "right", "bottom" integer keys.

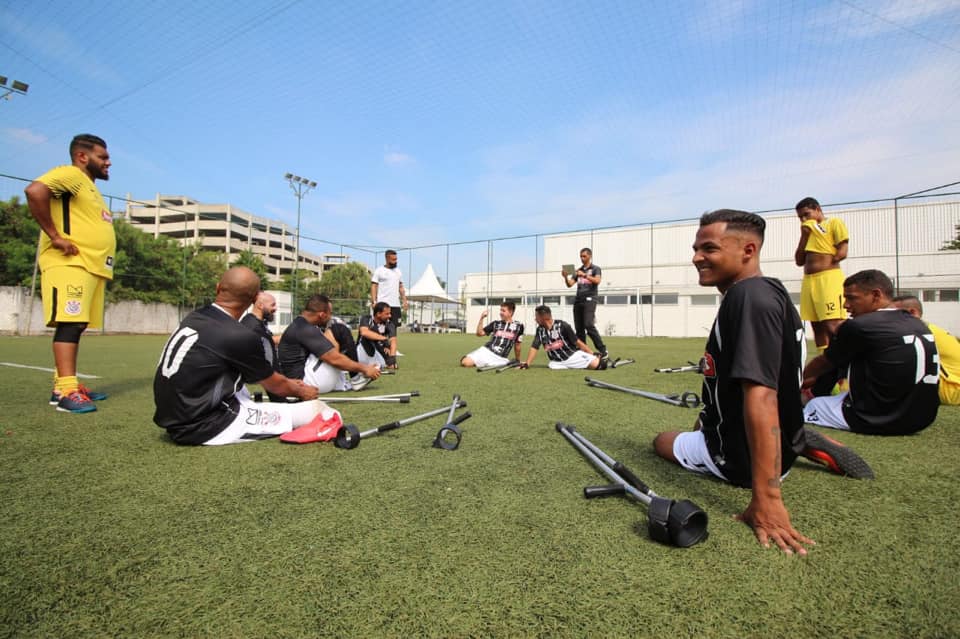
[{"left": 56, "top": 375, "right": 79, "bottom": 395}]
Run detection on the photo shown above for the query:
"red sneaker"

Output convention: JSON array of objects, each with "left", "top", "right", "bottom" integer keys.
[{"left": 279, "top": 412, "right": 343, "bottom": 444}]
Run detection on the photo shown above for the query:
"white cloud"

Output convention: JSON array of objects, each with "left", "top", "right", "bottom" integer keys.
[
  {"left": 384, "top": 150, "right": 416, "bottom": 166},
  {"left": 4, "top": 128, "right": 47, "bottom": 145}
]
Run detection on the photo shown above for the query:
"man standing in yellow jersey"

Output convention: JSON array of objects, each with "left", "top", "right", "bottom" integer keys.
[
  {"left": 892, "top": 295, "right": 960, "bottom": 405},
  {"left": 795, "top": 197, "right": 849, "bottom": 355},
  {"left": 25, "top": 134, "right": 115, "bottom": 413}
]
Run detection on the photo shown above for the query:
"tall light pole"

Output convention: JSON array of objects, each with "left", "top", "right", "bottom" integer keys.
[
  {"left": 284, "top": 173, "right": 317, "bottom": 312},
  {"left": 0, "top": 75, "right": 29, "bottom": 101}
]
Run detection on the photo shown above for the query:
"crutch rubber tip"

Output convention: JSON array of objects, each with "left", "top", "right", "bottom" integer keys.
[
  {"left": 450, "top": 411, "right": 472, "bottom": 426},
  {"left": 334, "top": 424, "right": 361, "bottom": 449},
  {"left": 400, "top": 397, "right": 410, "bottom": 403},
  {"left": 410, "top": 391, "right": 420, "bottom": 396}
]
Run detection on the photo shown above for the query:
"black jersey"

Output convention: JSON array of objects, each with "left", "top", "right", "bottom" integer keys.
[
  {"left": 277, "top": 316, "right": 334, "bottom": 380},
  {"left": 358, "top": 315, "right": 396, "bottom": 357},
  {"left": 531, "top": 319, "right": 580, "bottom": 362},
  {"left": 153, "top": 304, "right": 275, "bottom": 445},
  {"left": 824, "top": 308, "right": 939, "bottom": 434},
  {"left": 699, "top": 277, "right": 806, "bottom": 487},
  {"left": 240, "top": 313, "right": 279, "bottom": 372},
  {"left": 483, "top": 320, "right": 525, "bottom": 358},
  {"left": 575, "top": 264, "right": 601, "bottom": 300}
]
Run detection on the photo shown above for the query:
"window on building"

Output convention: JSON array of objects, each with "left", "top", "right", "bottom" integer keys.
[
  {"left": 605, "top": 295, "right": 631, "bottom": 305},
  {"left": 654, "top": 293, "right": 678, "bottom": 305},
  {"left": 690, "top": 295, "right": 717, "bottom": 306},
  {"left": 564, "top": 296, "right": 577, "bottom": 305},
  {"left": 471, "top": 298, "right": 487, "bottom": 306},
  {"left": 541, "top": 295, "right": 560, "bottom": 305},
  {"left": 524, "top": 295, "right": 540, "bottom": 305},
  {"left": 639, "top": 294, "right": 653, "bottom": 304},
  {"left": 502, "top": 297, "right": 522, "bottom": 306},
  {"left": 940, "top": 289, "right": 959, "bottom": 302},
  {"left": 923, "top": 290, "right": 937, "bottom": 302}
]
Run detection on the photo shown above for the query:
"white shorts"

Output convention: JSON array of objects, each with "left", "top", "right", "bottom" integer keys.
[
  {"left": 203, "top": 389, "right": 340, "bottom": 446},
  {"left": 803, "top": 393, "right": 850, "bottom": 430},
  {"left": 358, "top": 345, "right": 387, "bottom": 369},
  {"left": 672, "top": 431, "right": 728, "bottom": 481},
  {"left": 463, "top": 346, "right": 509, "bottom": 368},
  {"left": 304, "top": 354, "right": 350, "bottom": 393},
  {"left": 548, "top": 350, "right": 597, "bottom": 370}
]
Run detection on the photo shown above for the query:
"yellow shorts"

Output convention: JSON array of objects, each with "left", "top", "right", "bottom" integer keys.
[
  {"left": 42, "top": 265, "right": 107, "bottom": 329},
  {"left": 940, "top": 378, "right": 960, "bottom": 406},
  {"left": 800, "top": 269, "right": 845, "bottom": 322}
]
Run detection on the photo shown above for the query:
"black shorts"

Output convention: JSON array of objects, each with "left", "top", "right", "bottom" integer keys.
[{"left": 390, "top": 306, "right": 402, "bottom": 327}]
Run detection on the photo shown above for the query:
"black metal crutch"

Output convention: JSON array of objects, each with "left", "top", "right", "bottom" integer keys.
[
  {"left": 584, "top": 377, "right": 701, "bottom": 408},
  {"left": 334, "top": 398, "right": 468, "bottom": 449},
  {"left": 556, "top": 423, "right": 708, "bottom": 547}
]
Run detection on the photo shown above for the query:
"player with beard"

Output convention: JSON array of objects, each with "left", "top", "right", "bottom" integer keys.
[
  {"left": 358, "top": 302, "right": 398, "bottom": 369},
  {"left": 371, "top": 249, "right": 408, "bottom": 330},
  {"left": 25, "top": 134, "right": 115, "bottom": 414},
  {"left": 241, "top": 291, "right": 283, "bottom": 401}
]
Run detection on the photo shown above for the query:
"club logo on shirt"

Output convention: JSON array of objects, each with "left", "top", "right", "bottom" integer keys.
[
  {"left": 545, "top": 339, "right": 565, "bottom": 351},
  {"left": 246, "top": 408, "right": 282, "bottom": 426},
  {"left": 105, "top": 256, "right": 114, "bottom": 268},
  {"left": 64, "top": 300, "right": 82, "bottom": 315},
  {"left": 701, "top": 353, "right": 716, "bottom": 378},
  {"left": 66, "top": 285, "right": 83, "bottom": 298},
  {"left": 101, "top": 209, "right": 112, "bottom": 222}
]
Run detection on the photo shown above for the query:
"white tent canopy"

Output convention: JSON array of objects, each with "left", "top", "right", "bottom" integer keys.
[{"left": 407, "top": 264, "right": 459, "bottom": 304}]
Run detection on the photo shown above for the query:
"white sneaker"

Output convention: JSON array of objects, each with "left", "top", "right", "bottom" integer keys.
[{"left": 350, "top": 374, "right": 372, "bottom": 392}]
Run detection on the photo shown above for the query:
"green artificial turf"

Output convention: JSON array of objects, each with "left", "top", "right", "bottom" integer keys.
[{"left": 1, "top": 333, "right": 958, "bottom": 638}]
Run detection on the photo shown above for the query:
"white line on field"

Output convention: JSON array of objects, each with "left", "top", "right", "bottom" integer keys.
[{"left": 0, "top": 362, "right": 101, "bottom": 379}]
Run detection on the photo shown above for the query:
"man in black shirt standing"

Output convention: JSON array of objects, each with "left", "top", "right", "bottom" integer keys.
[
  {"left": 153, "top": 267, "right": 341, "bottom": 446},
  {"left": 802, "top": 269, "right": 939, "bottom": 435},
  {"left": 460, "top": 301, "right": 524, "bottom": 368},
  {"left": 358, "top": 302, "right": 398, "bottom": 369},
  {"left": 279, "top": 295, "right": 381, "bottom": 393},
  {"left": 563, "top": 247, "right": 607, "bottom": 358},
  {"left": 519, "top": 305, "right": 605, "bottom": 370},
  {"left": 654, "top": 210, "right": 820, "bottom": 554}
]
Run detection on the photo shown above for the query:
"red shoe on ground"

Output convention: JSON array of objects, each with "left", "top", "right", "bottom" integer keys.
[
  {"left": 279, "top": 411, "right": 343, "bottom": 444},
  {"left": 801, "top": 427, "right": 875, "bottom": 479}
]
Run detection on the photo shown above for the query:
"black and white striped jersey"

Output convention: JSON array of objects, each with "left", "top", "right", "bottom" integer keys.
[
  {"left": 531, "top": 319, "right": 579, "bottom": 362},
  {"left": 482, "top": 320, "right": 524, "bottom": 358}
]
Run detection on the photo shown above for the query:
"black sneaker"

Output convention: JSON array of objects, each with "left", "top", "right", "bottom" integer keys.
[{"left": 801, "top": 427, "right": 875, "bottom": 479}]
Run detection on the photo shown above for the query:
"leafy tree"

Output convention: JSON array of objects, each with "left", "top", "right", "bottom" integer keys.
[
  {"left": 110, "top": 219, "right": 184, "bottom": 304},
  {"left": 277, "top": 269, "right": 317, "bottom": 312},
  {"left": 942, "top": 224, "right": 960, "bottom": 251},
  {"left": 232, "top": 249, "right": 271, "bottom": 284},
  {"left": 0, "top": 196, "right": 41, "bottom": 287},
  {"left": 180, "top": 246, "right": 227, "bottom": 310},
  {"left": 318, "top": 261, "right": 371, "bottom": 319}
]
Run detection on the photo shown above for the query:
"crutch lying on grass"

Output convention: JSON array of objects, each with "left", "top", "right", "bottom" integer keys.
[
  {"left": 477, "top": 359, "right": 520, "bottom": 373},
  {"left": 584, "top": 377, "right": 701, "bottom": 408},
  {"left": 556, "top": 423, "right": 708, "bottom": 547},
  {"left": 432, "top": 394, "right": 474, "bottom": 450},
  {"left": 609, "top": 357, "right": 635, "bottom": 369},
  {"left": 335, "top": 397, "right": 470, "bottom": 450},
  {"left": 654, "top": 360, "right": 703, "bottom": 374},
  {"left": 316, "top": 391, "right": 419, "bottom": 404}
]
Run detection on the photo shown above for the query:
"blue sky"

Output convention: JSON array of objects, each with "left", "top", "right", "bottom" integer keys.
[{"left": 2, "top": 0, "right": 959, "bottom": 280}]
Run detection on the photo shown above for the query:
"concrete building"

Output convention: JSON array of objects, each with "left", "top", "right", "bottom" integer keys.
[
  {"left": 460, "top": 199, "right": 960, "bottom": 338},
  {"left": 124, "top": 194, "right": 348, "bottom": 280}
]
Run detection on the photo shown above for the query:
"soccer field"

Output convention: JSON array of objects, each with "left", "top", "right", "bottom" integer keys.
[{"left": 1, "top": 333, "right": 958, "bottom": 638}]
